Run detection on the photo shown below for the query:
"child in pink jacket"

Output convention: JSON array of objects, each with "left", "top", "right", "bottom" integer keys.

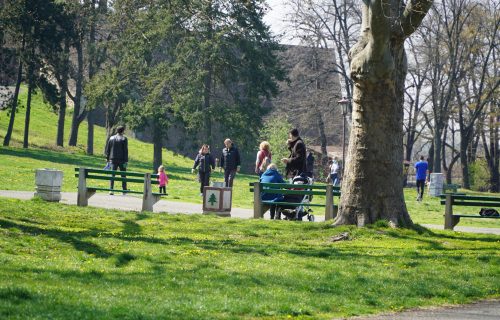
[{"left": 157, "top": 165, "right": 169, "bottom": 194}]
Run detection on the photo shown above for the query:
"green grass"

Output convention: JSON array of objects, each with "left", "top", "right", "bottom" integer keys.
[{"left": 0, "top": 197, "right": 499, "bottom": 319}]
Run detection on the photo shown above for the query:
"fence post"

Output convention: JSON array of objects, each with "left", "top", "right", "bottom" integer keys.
[
  {"left": 77, "top": 167, "right": 88, "bottom": 207},
  {"left": 253, "top": 182, "right": 263, "bottom": 218},
  {"left": 325, "top": 184, "right": 334, "bottom": 220},
  {"left": 142, "top": 173, "right": 154, "bottom": 212}
]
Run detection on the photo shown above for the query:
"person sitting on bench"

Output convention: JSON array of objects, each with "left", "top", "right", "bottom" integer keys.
[{"left": 260, "top": 163, "right": 284, "bottom": 219}]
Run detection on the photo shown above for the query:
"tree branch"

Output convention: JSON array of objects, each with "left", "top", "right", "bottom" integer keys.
[{"left": 399, "top": 0, "right": 434, "bottom": 38}]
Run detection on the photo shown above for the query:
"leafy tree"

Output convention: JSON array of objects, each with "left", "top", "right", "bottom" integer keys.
[{"left": 258, "top": 115, "right": 293, "bottom": 173}]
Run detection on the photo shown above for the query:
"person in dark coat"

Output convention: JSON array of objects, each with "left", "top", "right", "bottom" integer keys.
[
  {"left": 282, "top": 128, "right": 307, "bottom": 178},
  {"left": 220, "top": 138, "right": 241, "bottom": 187},
  {"left": 192, "top": 144, "right": 216, "bottom": 195},
  {"left": 105, "top": 125, "right": 129, "bottom": 194},
  {"left": 260, "top": 163, "right": 285, "bottom": 219}
]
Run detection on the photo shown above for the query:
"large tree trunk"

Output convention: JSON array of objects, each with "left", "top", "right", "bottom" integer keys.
[
  {"left": 3, "top": 33, "right": 25, "bottom": 147},
  {"left": 152, "top": 124, "right": 163, "bottom": 172},
  {"left": 87, "top": 110, "right": 95, "bottom": 155},
  {"left": 334, "top": 0, "right": 432, "bottom": 227}
]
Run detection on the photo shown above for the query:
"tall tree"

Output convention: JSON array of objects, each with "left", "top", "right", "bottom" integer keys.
[{"left": 334, "top": 0, "right": 433, "bottom": 227}]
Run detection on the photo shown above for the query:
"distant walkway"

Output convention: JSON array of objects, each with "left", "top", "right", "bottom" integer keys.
[
  {"left": 2, "top": 190, "right": 500, "bottom": 235},
  {"left": 346, "top": 299, "right": 500, "bottom": 320}
]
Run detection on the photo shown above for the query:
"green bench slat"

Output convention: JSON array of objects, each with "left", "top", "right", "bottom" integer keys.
[
  {"left": 76, "top": 174, "right": 159, "bottom": 185},
  {"left": 262, "top": 201, "right": 327, "bottom": 207},
  {"left": 249, "top": 188, "right": 340, "bottom": 196},
  {"left": 75, "top": 167, "right": 159, "bottom": 178},
  {"left": 439, "top": 194, "right": 500, "bottom": 201},
  {"left": 88, "top": 187, "right": 143, "bottom": 195},
  {"left": 87, "top": 187, "right": 166, "bottom": 196},
  {"left": 248, "top": 182, "right": 340, "bottom": 191},
  {"left": 453, "top": 214, "right": 500, "bottom": 218},
  {"left": 440, "top": 200, "right": 500, "bottom": 207}
]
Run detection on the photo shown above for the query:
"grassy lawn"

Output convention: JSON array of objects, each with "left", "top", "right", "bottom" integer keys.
[{"left": 0, "top": 197, "right": 499, "bottom": 319}]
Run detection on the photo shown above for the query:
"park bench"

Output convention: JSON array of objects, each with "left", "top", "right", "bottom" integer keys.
[
  {"left": 440, "top": 194, "right": 500, "bottom": 230},
  {"left": 250, "top": 182, "right": 341, "bottom": 221},
  {"left": 75, "top": 167, "right": 166, "bottom": 212}
]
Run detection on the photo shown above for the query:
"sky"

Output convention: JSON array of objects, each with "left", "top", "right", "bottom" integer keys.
[{"left": 262, "top": 0, "right": 295, "bottom": 44}]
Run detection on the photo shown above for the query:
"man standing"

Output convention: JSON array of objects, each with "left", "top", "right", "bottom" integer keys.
[
  {"left": 281, "top": 128, "right": 306, "bottom": 178},
  {"left": 105, "top": 125, "right": 129, "bottom": 194},
  {"left": 415, "top": 156, "right": 428, "bottom": 201},
  {"left": 305, "top": 150, "right": 315, "bottom": 178},
  {"left": 220, "top": 138, "right": 241, "bottom": 188},
  {"left": 330, "top": 157, "right": 341, "bottom": 186}
]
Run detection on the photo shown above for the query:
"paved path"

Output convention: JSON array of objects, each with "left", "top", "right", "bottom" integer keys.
[
  {"left": 3, "top": 190, "right": 500, "bottom": 234},
  {"left": 346, "top": 299, "right": 500, "bottom": 320}
]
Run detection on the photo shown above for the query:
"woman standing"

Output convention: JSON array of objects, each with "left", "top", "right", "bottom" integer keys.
[
  {"left": 192, "top": 145, "right": 216, "bottom": 196},
  {"left": 255, "top": 141, "right": 272, "bottom": 176}
]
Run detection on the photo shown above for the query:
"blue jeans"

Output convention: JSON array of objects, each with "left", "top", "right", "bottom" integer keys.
[{"left": 330, "top": 173, "right": 339, "bottom": 186}]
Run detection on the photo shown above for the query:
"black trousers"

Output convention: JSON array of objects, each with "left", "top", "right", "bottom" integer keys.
[
  {"left": 199, "top": 171, "right": 210, "bottom": 194},
  {"left": 416, "top": 179, "right": 425, "bottom": 198},
  {"left": 159, "top": 186, "right": 166, "bottom": 194},
  {"left": 224, "top": 169, "right": 237, "bottom": 188},
  {"left": 110, "top": 162, "right": 127, "bottom": 191}
]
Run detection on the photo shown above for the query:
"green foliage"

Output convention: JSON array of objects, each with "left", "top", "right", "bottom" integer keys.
[
  {"left": 0, "top": 198, "right": 499, "bottom": 319},
  {"left": 258, "top": 115, "right": 293, "bottom": 172},
  {"left": 469, "top": 159, "right": 490, "bottom": 192}
]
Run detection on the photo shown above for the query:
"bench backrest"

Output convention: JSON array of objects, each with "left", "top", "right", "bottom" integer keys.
[
  {"left": 75, "top": 167, "right": 160, "bottom": 185},
  {"left": 439, "top": 194, "right": 500, "bottom": 207},
  {"left": 249, "top": 182, "right": 341, "bottom": 197}
]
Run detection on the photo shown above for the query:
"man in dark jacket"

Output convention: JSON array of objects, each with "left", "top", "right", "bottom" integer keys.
[
  {"left": 306, "top": 150, "right": 315, "bottom": 178},
  {"left": 282, "top": 128, "right": 306, "bottom": 178},
  {"left": 105, "top": 125, "right": 128, "bottom": 194},
  {"left": 220, "top": 138, "right": 241, "bottom": 187}
]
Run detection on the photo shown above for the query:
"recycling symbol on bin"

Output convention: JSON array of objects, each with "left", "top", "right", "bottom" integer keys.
[{"left": 208, "top": 193, "right": 218, "bottom": 206}]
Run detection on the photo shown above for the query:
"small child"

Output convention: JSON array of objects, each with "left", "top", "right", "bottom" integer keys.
[{"left": 157, "top": 165, "right": 169, "bottom": 194}]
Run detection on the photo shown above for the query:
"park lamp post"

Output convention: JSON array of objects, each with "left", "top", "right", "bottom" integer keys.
[{"left": 338, "top": 97, "right": 350, "bottom": 176}]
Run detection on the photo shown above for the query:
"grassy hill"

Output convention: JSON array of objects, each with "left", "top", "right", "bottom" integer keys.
[
  {"left": 0, "top": 197, "right": 499, "bottom": 319},
  {"left": 0, "top": 87, "right": 258, "bottom": 207}
]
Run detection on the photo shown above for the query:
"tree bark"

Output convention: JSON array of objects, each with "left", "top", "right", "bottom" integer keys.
[
  {"left": 56, "top": 39, "right": 70, "bottom": 147},
  {"left": 334, "top": 0, "right": 432, "bottom": 227},
  {"left": 69, "top": 39, "right": 85, "bottom": 146},
  {"left": 23, "top": 55, "right": 34, "bottom": 148},
  {"left": 153, "top": 123, "right": 163, "bottom": 172},
  {"left": 3, "top": 33, "right": 25, "bottom": 147}
]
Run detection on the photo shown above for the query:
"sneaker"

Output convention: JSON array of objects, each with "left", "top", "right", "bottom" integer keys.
[
  {"left": 199, "top": 193, "right": 203, "bottom": 196},
  {"left": 109, "top": 192, "right": 114, "bottom": 195}
]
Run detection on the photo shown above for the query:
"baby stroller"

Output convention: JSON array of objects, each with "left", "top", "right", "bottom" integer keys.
[{"left": 275, "top": 173, "right": 315, "bottom": 221}]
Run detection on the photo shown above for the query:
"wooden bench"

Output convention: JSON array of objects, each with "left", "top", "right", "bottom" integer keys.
[
  {"left": 440, "top": 194, "right": 500, "bottom": 230},
  {"left": 250, "top": 182, "right": 341, "bottom": 220},
  {"left": 75, "top": 167, "right": 166, "bottom": 212}
]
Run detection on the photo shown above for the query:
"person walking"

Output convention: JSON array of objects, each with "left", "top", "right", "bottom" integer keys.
[
  {"left": 415, "top": 156, "right": 429, "bottom": 201},
  {"left": 220, "top": 139, "right": 241, "bottom": 188},
  {"left": 330, "top": 157, "right": 341, "bottom": 186},
  {"left": 192, "top": 144, "right": 216, "bottom": 196},
  {"left": 105, "top": 125, "right": 129, "bottom": 194},
  {"left": 281, "top": 128, "right": 306, "bottom": 178},
  {"left": 255, "top": 141, "right": 272, "bottom": 177}
]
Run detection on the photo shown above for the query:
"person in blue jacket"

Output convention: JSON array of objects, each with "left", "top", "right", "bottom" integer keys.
[
  {"left": 415, "top": 155, "right": 429, "bottom": 201},
  {"left": 260, "top": 163, "right": 285, "bottom": 219}
]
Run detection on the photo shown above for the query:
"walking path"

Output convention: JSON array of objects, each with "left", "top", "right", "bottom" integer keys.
[
  {"left": 346, "top": 299, "right": 500, "bottom": 320},
  {"left": 2, "top": 190, "right": 500, "bottom": 234}
]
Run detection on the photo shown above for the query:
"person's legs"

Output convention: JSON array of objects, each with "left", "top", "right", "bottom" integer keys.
[
  {"left": 110, "top": 162, "right": 119, "bottom": 191},
  {"left": 224, "top": 169, "right": 230, "bottom": 187},
  {"left": 159, "top": 186, "right": 166, "bottom": 194},
  {"left": 227, "top": 169, "right": 237, "bottom": 187},
  {"left": 416, "top": 179, "right": 424, "bottom": 200},
  {"left": 117, "top": 163, "right": 127, "bottom": 191},
  {"left": 270, "top": 205, "right": 276, "bottom": 219},
  {"left": 331, "top": 173, "right": 338, "bottom": 186}
]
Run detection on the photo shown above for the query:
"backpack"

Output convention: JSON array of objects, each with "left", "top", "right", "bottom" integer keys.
[
  {"left": 479, "top": 208, "right": 500, "bottom": 217},
  {"left": 259, "top": 155, "right": 271, "bottom": 172}
]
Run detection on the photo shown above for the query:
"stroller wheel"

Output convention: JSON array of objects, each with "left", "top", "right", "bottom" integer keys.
[{"left": 308, "top": 214, "right": 315, "bottom": 222}]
